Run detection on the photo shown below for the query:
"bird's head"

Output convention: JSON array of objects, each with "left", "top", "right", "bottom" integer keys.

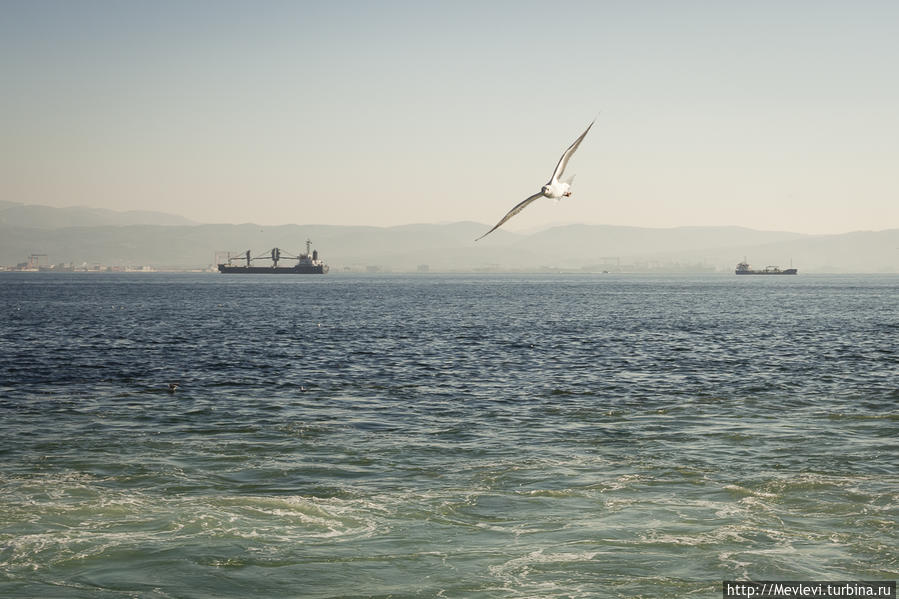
[{"left": 541, "top": 185, "right": 550, "bottom": 195}]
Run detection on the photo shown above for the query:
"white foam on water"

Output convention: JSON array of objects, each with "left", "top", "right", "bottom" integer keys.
[
  {"left": 723, "top": 484, "right": 778, "bottom": 498},
  {"left": 518, "top": 488, "right": 581, "bottom": 498},
  {"left": 636, "top": 523, "right": 759, "bottom": 548},
  {"left": 488, "top": 548, "right": 600, "bottom": 579},
  {"left": 600, "top": 473, "right": 648, "bottom": 492},
  {"left": 188, "top": 494, "right": 385, "bottom": 543},
  {"left": 1, "top": 487, "right": 400, "bottom": 575}
]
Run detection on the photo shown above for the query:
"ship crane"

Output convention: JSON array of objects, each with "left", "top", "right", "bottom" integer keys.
[
  {"left": 224, "top": 248, "right": 302, "bottom": 268},
  {"left": 269, "top": 247, "right": 300, "bottom": 267},
  {"left": 227, "top": 250, "right": 261, "bottom": 267}
]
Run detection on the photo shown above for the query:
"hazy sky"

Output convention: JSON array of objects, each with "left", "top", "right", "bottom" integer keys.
[{"left": 2, "top": 1, "right": 897, "bottom": 235}]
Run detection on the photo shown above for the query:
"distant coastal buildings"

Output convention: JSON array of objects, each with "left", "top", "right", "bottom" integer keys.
[
  {"left": 1, "top": 261, "right": 160, "bottom": 273},
  {"left": 0, "top": 251, "right": 224, "bottom": 272},
  {"left": 0, "top": 254, "right": 214, "bottom": 272}
]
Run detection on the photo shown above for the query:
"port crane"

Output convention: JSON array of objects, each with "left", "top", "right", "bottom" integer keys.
[{"left": 28, "top": 254, "right": 48, "bottom": 269}]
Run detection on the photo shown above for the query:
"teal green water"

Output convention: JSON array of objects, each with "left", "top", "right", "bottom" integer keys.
[{"left": 1, "top": 274, "right": 896, "bottom": 597}]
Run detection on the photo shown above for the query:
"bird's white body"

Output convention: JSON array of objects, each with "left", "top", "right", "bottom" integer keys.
[
  {"left": 476, "top": 119, "right": 594, "bottom": 241},
  {"left": 542, "top": 180, "right": 571, "bottom": 200}
]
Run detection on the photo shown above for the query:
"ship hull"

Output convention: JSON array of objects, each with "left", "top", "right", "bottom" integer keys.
[
  {"left": 218, "top": 265, "right": 328, "bottom": 274},
  {"left": 735, "top": 269, "right": 797, "bottom": 275}
]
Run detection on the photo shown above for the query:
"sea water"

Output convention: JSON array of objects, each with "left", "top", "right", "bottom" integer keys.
[{"left": 0, "top": 273, "right": 896, "bottom": 598}]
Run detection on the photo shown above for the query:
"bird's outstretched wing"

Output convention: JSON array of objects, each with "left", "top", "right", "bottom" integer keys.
[
  {"left": 550, "top": 119, "right": 595, "bottom": 182},
  {"left": 475, "top": 192, "right": 544, "bottom": 241}
]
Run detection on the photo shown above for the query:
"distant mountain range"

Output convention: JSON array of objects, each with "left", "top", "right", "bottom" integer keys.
[
  {"left": 1, "top": 202, "right": 896, "bottom": 273},
  {"left": 0, "top": 201, "right": 196, "bottom": 228}
]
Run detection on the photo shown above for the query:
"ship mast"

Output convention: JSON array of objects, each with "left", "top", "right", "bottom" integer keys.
[{"left": 305, "top": 239, "right": 312, "bottom": 257}]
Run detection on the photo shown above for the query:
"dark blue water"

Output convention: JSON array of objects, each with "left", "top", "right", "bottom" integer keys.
[{"left": 1, "top": 273, "right": 896, "bottom": 598}]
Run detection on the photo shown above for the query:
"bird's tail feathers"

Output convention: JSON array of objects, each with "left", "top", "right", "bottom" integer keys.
[{"left": 564, "top": 173, "right": 576, "bottom": 186}]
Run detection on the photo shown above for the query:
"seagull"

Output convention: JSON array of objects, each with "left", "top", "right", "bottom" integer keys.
[{"left": 476, "top": 119, "right": 595, "bottom": 241}]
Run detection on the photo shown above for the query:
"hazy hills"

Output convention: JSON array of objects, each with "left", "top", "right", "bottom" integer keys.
[
  {"left": 1, "top": 203, "right": 896, "bottom": 273},
  {"left": 0, "top": 201, "right": 196, "bottom": 229}
]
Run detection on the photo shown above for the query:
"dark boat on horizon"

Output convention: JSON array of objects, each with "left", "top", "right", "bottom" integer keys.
[
  {"left": 218, "top": 239, "right": 329, "bottom": 274},
  {"left": 735, "top": 260, "right": 797, "bottom": 275}
]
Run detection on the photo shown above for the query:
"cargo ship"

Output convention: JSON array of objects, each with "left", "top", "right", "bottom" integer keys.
[
  {"left": 735, "top": 260, "right": 797, "bottom": 275},
  {"left": 218, "top": 239, "right": 329, "bottom": 274}
]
